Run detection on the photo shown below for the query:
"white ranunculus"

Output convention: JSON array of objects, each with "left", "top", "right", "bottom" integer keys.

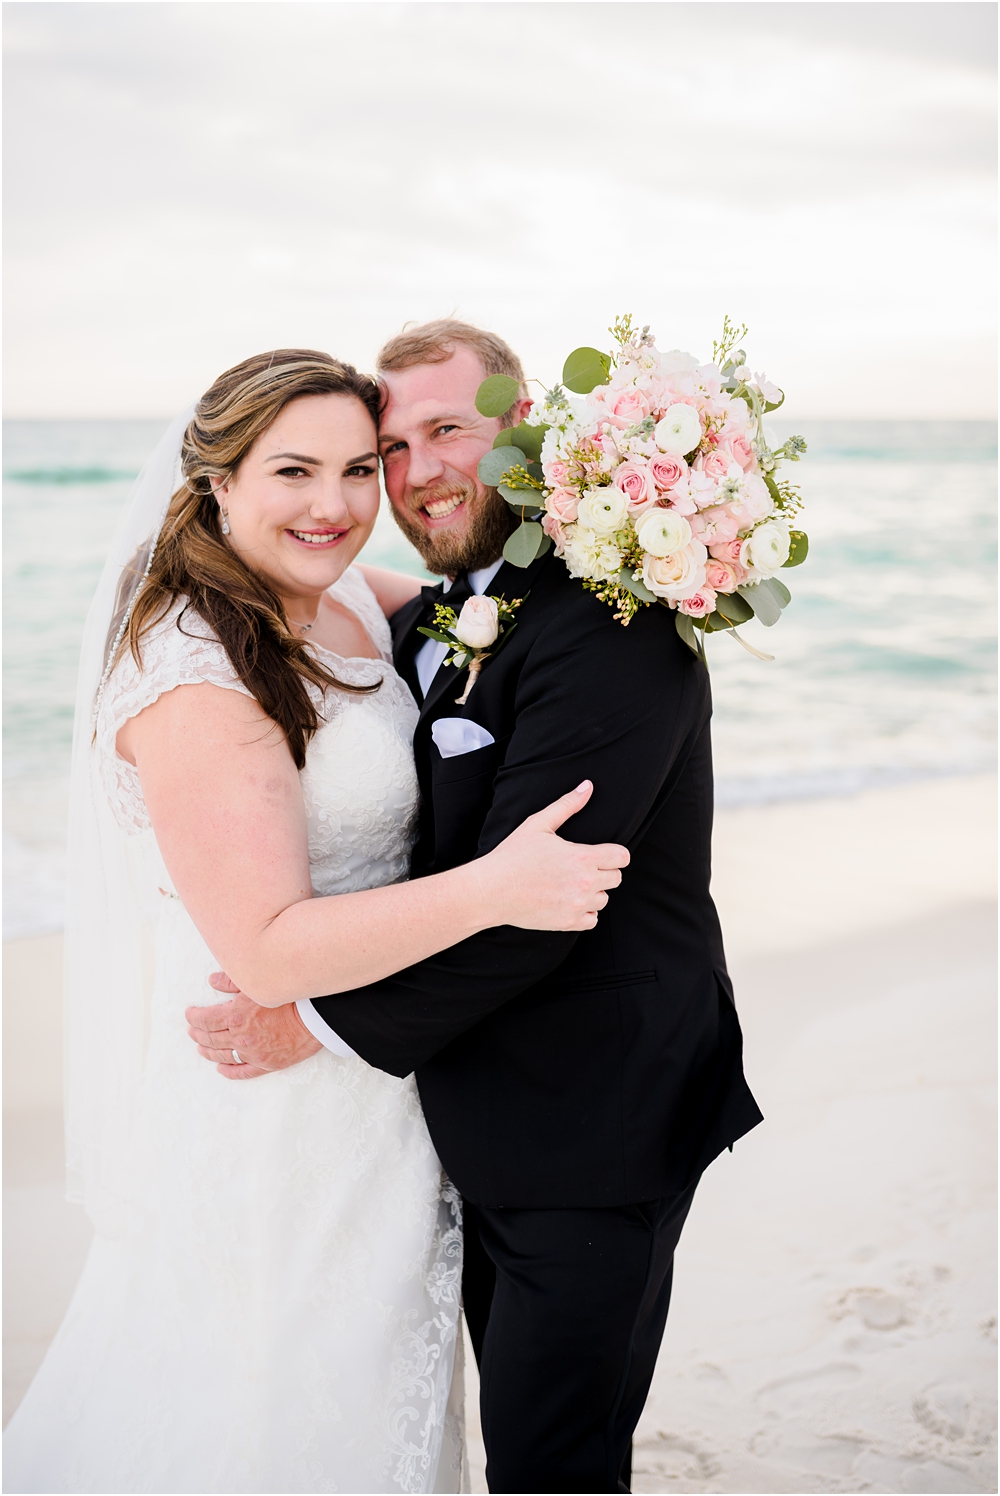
[
  {"left": 576, "top": 485, "right": 629, "bottom": 535},
  {"left": 641, "top": 540, "right": 708, "bottom": 602},
  {"left": 635, "top": 507, "right": 692, "bottom": 558},
  {"left": 563, "top": 527, "right": 622, "bottom": 582},
  {"left": 653, "top": 403, "right": 703, "bottom": 456},
  {"left": 742, "top": 518, "right": 791, "bottom": 574},
  {"left": 658, "top": 350, "right": 700, "bottom": 375},
  {"left": 453, "top": 595, "right": 499, "bottom": 649}
]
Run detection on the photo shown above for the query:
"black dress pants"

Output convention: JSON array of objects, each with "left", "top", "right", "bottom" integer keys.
[{"left": 461, "top": 1183, "right": 698, "bottom": 1494}]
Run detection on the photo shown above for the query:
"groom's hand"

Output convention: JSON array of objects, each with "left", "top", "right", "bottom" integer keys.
[{"left": 185, "top": 973, "right": 321, "bottom": 1080}]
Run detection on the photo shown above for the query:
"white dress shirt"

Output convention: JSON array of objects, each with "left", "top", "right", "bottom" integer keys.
[{"left": 297, "top": 558, "right": 505, "bottom": 1059}]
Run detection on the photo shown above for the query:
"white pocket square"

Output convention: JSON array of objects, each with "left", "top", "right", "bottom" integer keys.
[{"left": 431, "top": 718, "right": 496, "bottom": 759}]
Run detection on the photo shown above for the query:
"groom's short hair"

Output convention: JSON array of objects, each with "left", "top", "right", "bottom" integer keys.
[{"left": 376, "top": 319, "right": 526, "bottom": 410}]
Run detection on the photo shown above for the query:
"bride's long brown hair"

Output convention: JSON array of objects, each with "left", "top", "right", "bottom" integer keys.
[{"left": 115, "top": 350, "right": 383, "bottom": 769}]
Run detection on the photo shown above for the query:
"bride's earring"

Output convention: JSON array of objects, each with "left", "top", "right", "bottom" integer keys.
[{"left": 220, "top": 510, "right": 231, "bottom": 536}]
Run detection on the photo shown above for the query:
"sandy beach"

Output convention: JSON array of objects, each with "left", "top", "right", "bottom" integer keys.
[{"left": 4, "top": 774, "right": 996, "bottom": 1493}]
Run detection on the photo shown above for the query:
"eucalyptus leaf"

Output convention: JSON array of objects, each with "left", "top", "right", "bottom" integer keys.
[
  {"left": 562, "top": 346, "right": 611, "bottom": 394},
  {"left": 492, "top": 428, "right": 515, "bottom": 448},
  {"left": 503, "top": 520, "right": 547, "bottom": 568},
  {"left": 712, "top": 590, "right": 754, "bottom": 627},
  {"left": 617, "top": 567, "right": 657, "bottom": 603},
  {"left": 783, "top": 530, "right": 809, "bottom": 567},
  {"left": 737, "top": 581, "right": 782, "bottom": 627},
  {"left": 704, "top": 609, "right": 736, "bottom": 632},
  {"left": 763, "top": 391, "right": 785, "bottom": 412},
  {"left": 416, "top": 627, "right": 457, "bottom": 644},
  {"left": 763, "top": 472, "right": 781, "bottom": 506},
  {"left": 478, "top": 446, "right": 527, "bottom": 486},
  {"left": 476, "top": 374, "right": 521, "bottom": 418},
  {"left": 498, "top": 485, "right": 543, "bottom": 517},
  {"left": 763, "top": 576, "right": 791, "bottom": 608},
  {"left": 505, "top": 421, "right": 548, "bottom": 462},
  {"left": 675, "top": 612, "right": 705, "bottom": 659},
  {"left": 527, "top": 461, "right": 545, "bottom": 481}
]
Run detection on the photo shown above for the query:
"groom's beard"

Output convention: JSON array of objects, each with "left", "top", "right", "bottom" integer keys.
[{"left": 391, "top": 477, "right": 516, "bottom": 576}]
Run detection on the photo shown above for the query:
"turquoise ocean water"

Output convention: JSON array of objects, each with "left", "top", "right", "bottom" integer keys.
[{"left": 4, "top": 419, "right": 996, "bottom": 939}]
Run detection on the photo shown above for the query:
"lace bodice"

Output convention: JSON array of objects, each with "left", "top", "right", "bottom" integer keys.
[{"left": 95, "top": 566, "right": 420, "bottom": 898}]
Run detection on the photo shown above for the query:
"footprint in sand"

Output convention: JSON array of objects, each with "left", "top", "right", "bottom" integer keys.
[
  {"left": 830, "top": 1285, "right": 911, "bottom": 1330},
  {"left": 632, "top": 1432, "right": 720, "bottom": 1488},
  {"left": 754, "top": 1361, "right": 863, "bottom": 1418}
]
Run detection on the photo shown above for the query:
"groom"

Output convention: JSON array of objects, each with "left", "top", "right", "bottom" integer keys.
[{"left": 187, "top": 319, "right": 762, "bottom": 1493}]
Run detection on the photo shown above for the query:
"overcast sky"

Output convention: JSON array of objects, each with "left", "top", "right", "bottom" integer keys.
[{"left": 3, "top": 0, "right": 996, "bottom": 418}]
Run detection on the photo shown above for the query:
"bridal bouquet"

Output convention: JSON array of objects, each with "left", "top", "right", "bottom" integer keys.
[{"left": 475, "top": 315, "right": 808, "bottom": 658}]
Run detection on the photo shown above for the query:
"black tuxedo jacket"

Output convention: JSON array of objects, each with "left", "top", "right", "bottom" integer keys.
[{"left": 312, "top": 550, "right": 762, "bottom": 1207}]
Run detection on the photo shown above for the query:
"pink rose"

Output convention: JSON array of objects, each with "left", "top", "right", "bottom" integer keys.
[
  {"left": 545, "top": 487, "right": 579, "bottom": 523},
  {"left": 613, "top": 460, "right": 656, "bottom": 512},
  {"left": 709, "top": 537, "right": 745, "bottom": 566},
  {"left": 705, "top": 558, "right": 740, "bottom": 593},
  {"left": 693, "top": 450, "right": 732, "bottom": 482},
  {"left": 690, "top": 505, "right": 740, "bottom": 546},
  {"left": 610, "top": 389, "right": 650, "bottom": 425},
  {"left": 541, "top": 514, "right": 568, "bottom": 553},
  {"left": 649, "top": 454, "right": 687, "bottom": 491},
  {"left": 545, "top": 459, "right": 570, "bottom": 486},
  {"left": 726, "top": 434, "right": 754, "bottom": 472},
  {"left": 677, "top": 587, "right": 718, "bottom": 619},
  {"left": 740, "top": 473, "right": 772, "bottom": 520}
]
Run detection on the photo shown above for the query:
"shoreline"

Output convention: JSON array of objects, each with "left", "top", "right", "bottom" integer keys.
[{"left": 4, "top": 774, "right": 997, "bottom": 1491}]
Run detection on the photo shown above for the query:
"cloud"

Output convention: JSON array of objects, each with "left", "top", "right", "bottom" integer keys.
[{"left": 3, "top": 1, "right": 996, "bottom": 416}]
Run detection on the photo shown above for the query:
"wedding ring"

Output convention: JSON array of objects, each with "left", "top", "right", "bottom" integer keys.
[{"left": 231, "top": 1049, "right": 245, "bottom": 1065}]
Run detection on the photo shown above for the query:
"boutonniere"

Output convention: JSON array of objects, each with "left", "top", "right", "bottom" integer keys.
[{"left": 418, "top": 594, "right": 522, "bottom": 705}]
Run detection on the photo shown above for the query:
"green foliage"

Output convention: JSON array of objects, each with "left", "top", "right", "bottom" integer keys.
[
  {"left": 711, "top": 591, "right": 754, "bottom": 628},
  {"left": 562, "top": 347, "right": 611, "bottom": 394},
  {"left": 501, "top": 421, "right": 548, "bottom": 463},
  {"left": 783, "top": 530, "right": 809, "bottom": 567},
  {"left": 763, "top": 390, "right": 785, "bottom": 413},
  {"left": 675, "top": 611, "right": 707, "bottom": 660},
  {"left": 498, "top": 484, "right": 543, "bottom": 516},
  {"left": 617, "top": 567, "right": 657, "bottom": 603},
  {"left": 475, "top": 375, "right": 522, "bottom": 418},
  {"left": 503, "top": 521, "right": 550, "bottom": 567},
  {"left": 737, "top": 578, "right": 791, "bottom": 627},
  {"left": 477, "top": 446, "right": 527, "bottom": 486}
]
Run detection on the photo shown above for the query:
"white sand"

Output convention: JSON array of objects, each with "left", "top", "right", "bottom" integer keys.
[{"left": 4, "top": 774, "right": 997, "bottom": 1492}]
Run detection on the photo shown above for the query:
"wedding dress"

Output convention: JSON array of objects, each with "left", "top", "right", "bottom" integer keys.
[{"left": 4, "top": 566, "right": 466, "bottom": 1495}]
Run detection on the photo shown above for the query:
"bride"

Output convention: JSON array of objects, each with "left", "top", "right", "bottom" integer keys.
[{"left": 3, "top": 349, "right": 628, "bottom": 1494}]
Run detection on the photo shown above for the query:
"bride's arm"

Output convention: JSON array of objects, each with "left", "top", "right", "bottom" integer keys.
[
  {"left": 117, "top": 682, "right": 626, "bottom": 1007},
  {"left": 355, "top": 564, "right": 424, "bottom": 618}
]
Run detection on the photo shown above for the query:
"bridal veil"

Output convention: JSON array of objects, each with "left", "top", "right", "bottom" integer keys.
[{"left": 63, "top": 406, "right": 194, "bottom": 1236}]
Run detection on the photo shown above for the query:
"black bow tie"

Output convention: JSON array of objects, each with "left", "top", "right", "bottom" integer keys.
[{"left": 421, "top": 571, "right": 476, "bottom": 616}]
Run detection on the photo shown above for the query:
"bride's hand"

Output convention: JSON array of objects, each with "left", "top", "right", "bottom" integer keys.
[{"left": 476, "top": 781, "right": 629, "bottom": 932}]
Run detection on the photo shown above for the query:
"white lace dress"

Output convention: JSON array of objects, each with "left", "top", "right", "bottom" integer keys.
[{"left": 4, "top": 567, "right": 466, "bottom": 1495}]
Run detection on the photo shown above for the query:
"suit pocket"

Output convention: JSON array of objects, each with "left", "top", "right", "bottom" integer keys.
[
  {"left": 429, "top": 733, "right": 511, "bottom": 868},
  {"left": 432, "top": 732, "right": 509, "bottom": 786}
]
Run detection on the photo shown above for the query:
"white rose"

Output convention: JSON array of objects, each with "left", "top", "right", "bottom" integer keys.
[
  {"left": 576, "top": 485, "right": 629, "bottom": 535},
  {"left": 653, "top": 403, "right": 703, "bottom": 456},
  {"left": 635, "top": 507, "right": 692, "bottom": 557},
  {"left": 641, "top": 540, "right": 708, "bottom": 602},
  {"left": 741, "top": 518, "right": 790, "bottom": 574},
  {"left": 453, "top": 594, "right": 499, "bottom": 649},
  {"left": 563, "top": 527, "right": 622, "bottom": 582}
]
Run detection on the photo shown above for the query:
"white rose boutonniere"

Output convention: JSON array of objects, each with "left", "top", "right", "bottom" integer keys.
[{"left": 418, "top": 593, "right": 523, "bottom": 705}]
